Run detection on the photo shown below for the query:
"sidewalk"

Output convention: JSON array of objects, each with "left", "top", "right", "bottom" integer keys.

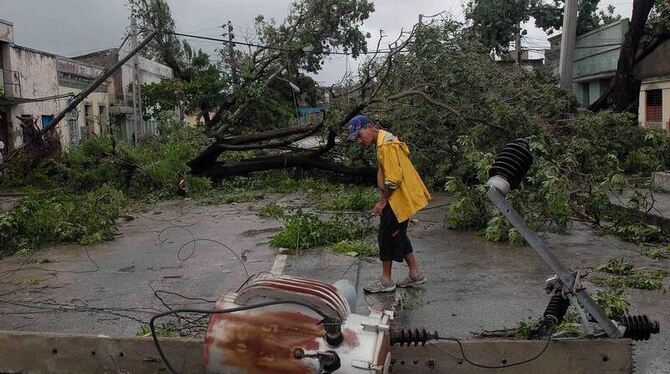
[{"left": 608, "top": 188, "right": 670, "bottom": 229}]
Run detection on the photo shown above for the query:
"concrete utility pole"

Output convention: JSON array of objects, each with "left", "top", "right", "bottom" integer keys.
[
  {"left": 515, "top": 23, "right": 521, "bottom": 65},
  {"left": 130, "top": 16, "right": 143, "bottom": 144},
  {"left": 223, "top": 21, "right": 239, "bottom": 86},
  {"left": 44, "top": 30, "right": 157, "bottom": 136},
  {"left": 558, "top": 0, "right": 578, "bottom": 90}
]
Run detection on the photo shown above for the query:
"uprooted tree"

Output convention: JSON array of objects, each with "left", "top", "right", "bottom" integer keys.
[{"left": 132, "top": 0, "right": 463, "bottom": 180}]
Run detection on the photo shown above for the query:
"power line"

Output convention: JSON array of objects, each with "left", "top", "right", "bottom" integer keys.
[{"left": 168, "top": 31, "right": 399, "bottom": 56}]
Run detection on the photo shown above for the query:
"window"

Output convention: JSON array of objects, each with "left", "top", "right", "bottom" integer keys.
[
  {"left": 41, "top": 115, "right": 54, "bottom": 129},
  {"left": 646, "top": 89, "right": 663, "bottom": 122}
]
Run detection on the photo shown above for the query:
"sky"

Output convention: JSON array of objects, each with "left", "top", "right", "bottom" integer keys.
[{"left": 1, "top": 0, "right": 634, "bottom": 84}]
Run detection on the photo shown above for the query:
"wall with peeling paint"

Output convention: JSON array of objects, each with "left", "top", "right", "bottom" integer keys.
[
  {"left": 1, "top": 45, "right": 112, "bottom": 149},
  {"left": 5, "top": 46, "right": 62, "bottom": 149}
]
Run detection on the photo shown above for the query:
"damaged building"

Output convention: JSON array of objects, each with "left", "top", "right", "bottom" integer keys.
[{"left": 0, "top": 18, "right": 172, "bottom": 156}]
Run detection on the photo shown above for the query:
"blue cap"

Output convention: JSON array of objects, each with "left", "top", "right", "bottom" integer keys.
[{"left": 347, "top": 115, "right": 370, "bottom": 141}]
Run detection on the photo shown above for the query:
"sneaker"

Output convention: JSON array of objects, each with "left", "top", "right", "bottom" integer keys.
[
  {"left": 396, "top": 273, "right": 427, "bottom": 288},
  {"left": 364, "top": 278, "right": 396, "bottom": 293}
]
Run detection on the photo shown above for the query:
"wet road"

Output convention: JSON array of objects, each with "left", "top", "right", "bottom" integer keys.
[{"left": 0, "top": 192, "right": 668, "bottom": 372}]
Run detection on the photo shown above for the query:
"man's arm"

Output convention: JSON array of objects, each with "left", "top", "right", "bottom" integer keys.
[{"left": 373, "top": 144, "right": 402, "bottom": 215}]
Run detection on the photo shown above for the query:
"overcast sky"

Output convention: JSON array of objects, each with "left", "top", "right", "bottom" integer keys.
[{"left": 2, "top": 0, "right": 634, "bottom": 84}]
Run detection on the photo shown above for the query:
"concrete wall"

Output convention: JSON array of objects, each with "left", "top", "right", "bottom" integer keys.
[
  {"left": 0, "top": 330, "right": 633, "bottom": 374},
  {"left": 635, "top": 39, "right": 670, "bottom": 80},
  {"left": 4, "top": 46, "right": 63, "bottom": 149},
  {"left": 572, "top": 20, "right": 628, "bottom": 80},
  {"left": 0, "top": 19, "right": 14, "bottom": 44},
  {"left": 1, "top": 45, "right": 114, "bottom": 149},
  {"left": 639, "top": 78, "right": 670, "bottom": 131}
]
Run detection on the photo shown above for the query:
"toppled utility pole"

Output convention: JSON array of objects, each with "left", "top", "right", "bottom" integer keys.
[
  {"left": 43, "top": 30, "right": 158, "bottom": 136},
  {"left": 131, "top": 16, "right": 144, "bottom": 145},
  {"left": 558, "top": 0, "right": 577, "bottom": 90}
]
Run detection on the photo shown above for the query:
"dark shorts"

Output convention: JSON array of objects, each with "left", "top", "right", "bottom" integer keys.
[{"left": 378, "top": 205, "right": 413, "bottom": 262}]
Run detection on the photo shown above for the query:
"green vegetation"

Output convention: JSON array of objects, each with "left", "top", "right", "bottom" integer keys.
[
  {"left": 0, "top": 185, "right": 124, "bottom": 256},
  {"left": 319, "top": 185, "right": 378, "bottom": 211},
  {"left": 553, "top": 311, "right": 583, "bottom": 338},
  {"left": 593, "top": 269, "right": 668, "bottom": 290},
  {"left": 514, "top": 318, "right": 534, "bottom": 338},
  {"left": 270, "top": 210, "right": 373, "bottom": 250},
  {"left": 641, "top": 246, "right": 670, "bottom": 260},
  {"left": 257, "top": 202, "right": 285, "bottom": 218},
  {"left": 136, "top": 321, "right": 179, "bottom": 337},
  {"left": 332, "top": 240, "right": 378, "bottom": 256},
  {"left": 601, "top": 223, "right": 666, "bottom": 244},
  {"left": 593, "top": 257, "right": 668, "bottom": 290},
  {"left": 595, "top": 288, "right": 630, "bottom": 319},
  {"left": 596, "top": 257, "right": 634, "bottom": 276}
]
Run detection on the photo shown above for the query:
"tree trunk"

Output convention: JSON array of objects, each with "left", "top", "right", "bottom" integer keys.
[
  {"left": 202, "top": 155, "right": 376, "bottom": 182},
  {"left": 589, "top": 0, "right": 656, "bottom": 112},
  {"left": 187, "top": 123, "right": 324, "bottom": 174}
]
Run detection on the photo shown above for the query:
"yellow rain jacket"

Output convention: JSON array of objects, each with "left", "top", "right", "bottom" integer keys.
[{"left": 376, "top": 130, "right": 431, "bottom": 223}]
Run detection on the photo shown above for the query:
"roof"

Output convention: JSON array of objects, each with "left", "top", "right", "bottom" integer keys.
[
  {"left": 547, "top": 18, "right": 629, "bottom": 42},
  {"left": 71, "top": 48, "right": 119, "bottom": 60},
  {"left": 12, "top": 44, "right": 107, "bottom": 72}
]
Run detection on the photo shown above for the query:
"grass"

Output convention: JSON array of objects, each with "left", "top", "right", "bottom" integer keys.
[
  {"left": 332, "top": 240, "right": 378, "bottom": 256},
  {"left": 269, "top": 210, "right": 374, "bottom": 250}
]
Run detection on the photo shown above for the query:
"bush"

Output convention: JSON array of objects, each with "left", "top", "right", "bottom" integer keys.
[
  {"left": 270, "top": 210, "right": 373, "bottom": 250},
  {"left": 0, "top": 184, "right": 124, "bottom": 256},
  {"left": 444, "top": 179, "right": 488, "bottom": 230}
]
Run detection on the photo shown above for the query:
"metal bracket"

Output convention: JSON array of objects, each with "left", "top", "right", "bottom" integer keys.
[
  {"left": 351, "top": 359, "right": 382, "bottom": 370},
  {"left": 486, "top": 185, "right": 622, "bottom": 338}
]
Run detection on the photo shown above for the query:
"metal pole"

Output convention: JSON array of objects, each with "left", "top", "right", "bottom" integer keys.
[
  {"left": 558, "top": 0, "right": 578, "bottom": 89},
  {"left": 43, "top": 30, "right": 157, "bottom": 137},
  {"left": 486, "top": 186, "right": 622, "bottom": 338}
]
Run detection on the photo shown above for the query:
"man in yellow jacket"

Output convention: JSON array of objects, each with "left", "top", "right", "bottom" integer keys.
[{"left": 347, "top": 115, "right": 432, "bottom": 293}]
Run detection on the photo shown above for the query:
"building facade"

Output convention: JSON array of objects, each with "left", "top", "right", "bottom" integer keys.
[
  {"left": 0, "top": 19, "right": 110, "bottom": 153},
  {"left": 72, "top": 48, "right": 173, "bottom": 142},
  {"left": 546, "top": 19, "right": 629, "bottom": 107},
  {"left": 636, "top": 39, "right": 670, "bottom": 131}
]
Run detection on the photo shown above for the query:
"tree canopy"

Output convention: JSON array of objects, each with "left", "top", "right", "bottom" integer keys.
[{"left": 465, "top": 0, "right": 621, "bottom": 54}]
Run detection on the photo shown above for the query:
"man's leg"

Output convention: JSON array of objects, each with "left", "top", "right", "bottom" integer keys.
[
  {"left": 404, "top": 252, "right": 421, "bottom": 278},
  {"left": 364, "top": 206, "right": 397, "bottom": 293},
  {"left": 382, "top": 260, "right": 393, "bottom": 282}
]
